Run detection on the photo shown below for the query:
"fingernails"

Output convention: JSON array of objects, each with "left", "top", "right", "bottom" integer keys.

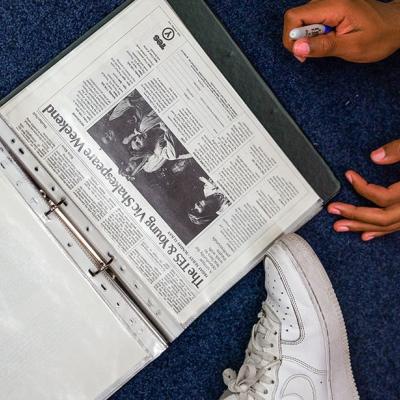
[
  {"left": 294, "top": 55, "right": 306, "bottom": 63},
  {"left": 345, "top": 171, "right": 353, "bottom": 184},
  {"left": 371, "top": 148, "right": 386, "bottom": 162},
  {"left": 336, "top": 226, "right": 349, "bottom": 232},
  {"left": 328, "top": 207, "right": 341, "bottom": 215},
  {"left": 363, "top": 234, "right": 375, "bottom": 241},
  {"left": 293, "top": 41, "right": 310, "bottom": 57}
]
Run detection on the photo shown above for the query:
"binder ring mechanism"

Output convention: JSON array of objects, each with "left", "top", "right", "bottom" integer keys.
[
  {"left": 43, "top": 194, "right": 115, "bottom": 277},
  {"left": 44, "top": 198, "right": 67, "bottom": 217},
  {"left": 89, "top": 255, "right": 114, "bottom": 277}
]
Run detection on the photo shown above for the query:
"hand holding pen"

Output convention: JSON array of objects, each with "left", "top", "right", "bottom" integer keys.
[{"left": 283, "top": 0, "right": 400, "bottom": 63}]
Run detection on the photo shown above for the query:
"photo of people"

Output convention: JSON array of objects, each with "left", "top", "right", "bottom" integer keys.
[{"left": 88, "top": 89, "right": 231, "bottom": 244}]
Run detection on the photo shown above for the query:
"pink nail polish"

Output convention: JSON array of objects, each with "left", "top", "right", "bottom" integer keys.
[
  {"left": 336, "top": 226, "right": 350, "bottom": 232},
  {"left": 371, "top": 148, "right": 386, "bottom": 162},
  {"left": 329, "top": 207, "right": 341, "bottom": 215},
  {"left": 293, "top": 41, "right": 310, "bottom": 57},
  {"left": 363, "top": 234, "right": 375, "bottom": 241},
  {"left": 345, "top": 172, "right": 353, "bottom": 184}
]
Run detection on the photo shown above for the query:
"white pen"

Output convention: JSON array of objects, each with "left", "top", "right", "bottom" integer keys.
[{"left": 289, "top": 24, "right": 334, "bottom": 40}]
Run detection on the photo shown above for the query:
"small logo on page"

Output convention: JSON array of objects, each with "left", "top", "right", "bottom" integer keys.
[{"left": 162, "top": 27, "right": 175, "bottom": 41}]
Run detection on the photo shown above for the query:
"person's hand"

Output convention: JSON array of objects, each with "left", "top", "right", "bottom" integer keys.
[
  {"left": 328, "top": 139, "right": 400, "bottom": 241},
  {"left": 283, "top": 0, "right": 400, "bottom": 63}
]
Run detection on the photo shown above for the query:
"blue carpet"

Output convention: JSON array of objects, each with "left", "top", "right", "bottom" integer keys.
[{"left": 1, "top": 1, "right": 400, "bottom": 399}]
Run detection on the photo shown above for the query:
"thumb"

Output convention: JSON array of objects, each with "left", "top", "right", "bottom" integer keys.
[
  {"left": 371, "top": 139, "right": 400, "bottom": 165},
  {"left": 293, "top": 34, "right": 339, "bottom": 58}
]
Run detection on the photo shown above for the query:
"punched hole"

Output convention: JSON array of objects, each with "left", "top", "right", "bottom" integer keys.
[
  {"left": 34, "top": 166, "right": 39, "bottom": 172},
  {"left": 101, "top": 284, "right": 107, "bottom": 291},
  {"left": 18, "top": 148, "right": 24, "bottom": 155},
  {"left": 67, "top": 243, "right": 72, "bottom": 248},
  {"left": 11, "top": 138, "right": 15, "bottom": 144}
]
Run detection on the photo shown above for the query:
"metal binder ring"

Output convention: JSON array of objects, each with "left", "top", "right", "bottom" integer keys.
[
  {"left": 45, "top": 198, "right": 66, "bottom": 217},
  {"left": 89, "top": 255, "right": 114, "bottom": 277}
]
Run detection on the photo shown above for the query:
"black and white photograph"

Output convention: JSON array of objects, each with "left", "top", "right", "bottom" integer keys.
[{"left": 88, "top": 89, "right": 231, "bottom": 244}]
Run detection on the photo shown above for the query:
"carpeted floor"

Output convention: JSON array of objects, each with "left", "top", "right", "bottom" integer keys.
[{"left": 1, "top": 1, "right": 399, "bottom": 399}]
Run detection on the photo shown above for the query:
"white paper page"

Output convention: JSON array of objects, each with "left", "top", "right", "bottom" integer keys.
[
  {"left": 0, "top": 172, "right": 152, "bottom": 400},
  {"left": 0, "top": 0, "right": 321, "bottom": 331}
]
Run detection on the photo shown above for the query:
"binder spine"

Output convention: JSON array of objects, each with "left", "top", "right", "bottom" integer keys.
[
  {"left": 0, "top": 115, "right": 180, "bottom": 341},
  {"left": 0, "top": 129, "right": 169, "bottom": 351}
]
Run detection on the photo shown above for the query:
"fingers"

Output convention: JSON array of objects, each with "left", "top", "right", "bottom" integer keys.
[
  {"left": 371, "top": 139, "right": 400, "bottom": 165},
  {"left": 328, "top": 202, "right": 400, "bottom": 226},
  {"left": 361, "top": 231, "right": 396, "bottom": 241},
  {"left": 333, "top": 218, "right": 400, "bottom": 241},
  {"left": 292, "top": 34, "right": 344, "bottom": 59},
  {"left": 327, "top": 141, "right": 400, "bottom": 240},
  {"left": 344, "top": 170, "right": 400, "bottom": 207},
  {"left": 333, "top": 218, "right": 400, "bottom": 233},
  {"left": 283, "top": 1, "right": 345, "bottom": 52}
]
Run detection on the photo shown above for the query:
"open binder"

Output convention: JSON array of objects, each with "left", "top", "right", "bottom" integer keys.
[{"left": 0, "top": 0, "right": 339, "bottom": 399}]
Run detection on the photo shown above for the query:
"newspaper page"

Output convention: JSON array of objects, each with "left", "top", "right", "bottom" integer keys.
[{"left": 0, "top": 0, "right": 321, "bottom": 330}]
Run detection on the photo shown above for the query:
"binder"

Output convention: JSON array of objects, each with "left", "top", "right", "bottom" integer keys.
[{"left": 0, "top": 1, "right": 339, "bottom": 399}]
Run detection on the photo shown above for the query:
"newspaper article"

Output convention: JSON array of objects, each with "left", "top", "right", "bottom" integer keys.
[{"left": 0, "top": 0, "right": 320, "bottom": 325}]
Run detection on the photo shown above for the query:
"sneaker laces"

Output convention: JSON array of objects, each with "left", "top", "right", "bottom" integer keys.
[{"left": 222, "top": 302, "right": 281, "bottom": 400}]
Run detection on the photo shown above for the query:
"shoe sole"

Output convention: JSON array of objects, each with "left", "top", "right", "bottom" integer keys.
[{"left": 271, "top": 234, "right": 359, "bottom": 400}]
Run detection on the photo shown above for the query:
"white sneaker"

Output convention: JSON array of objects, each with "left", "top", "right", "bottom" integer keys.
[{"left": 220, "top": 234, "right": 359, "bottom": 400}]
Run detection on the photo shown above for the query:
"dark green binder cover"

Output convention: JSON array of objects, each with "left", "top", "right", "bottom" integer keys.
[{"left": 1, "top": 0, "right": 339, "bottom": 203}]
